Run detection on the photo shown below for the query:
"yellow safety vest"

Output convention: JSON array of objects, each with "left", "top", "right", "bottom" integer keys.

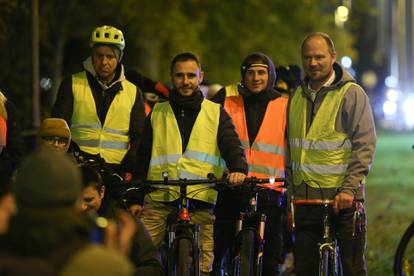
[
  {"left": 147, "top": 100, "right": 226, "bottom": 204},
  {"left": 71, "top": 71, "right": 137, "bottom": 164},
  {"left": 289, "top": 83, "right": 355, "bottom": 188}
]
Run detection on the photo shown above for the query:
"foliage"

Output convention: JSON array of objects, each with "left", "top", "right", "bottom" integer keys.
[{"left": 0, "top": 0, "right": 357, "bottom": 127}]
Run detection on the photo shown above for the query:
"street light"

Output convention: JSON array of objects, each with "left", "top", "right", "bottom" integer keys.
[{"left": 335, "top": 5, "right": 349, "bottom": 27}]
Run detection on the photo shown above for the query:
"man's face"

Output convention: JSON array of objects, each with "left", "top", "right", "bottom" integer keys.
[
  {"left": 80, "top": 185, "right": 104, "bottom": 213},
  {"left": 92, "top": 46, "right": 118, "bottom": 83},
  {"left": 302, "top": 36, "right": 336, "bottom": 85},
  {"left": 243, "top": 66, "right": 269, "bottom": 94},
  {"left": 170, "top": 60, "right": 204, "bottom": 97},
  {"left": 40, "top": 136, "right": 70, "bottom": 152}
]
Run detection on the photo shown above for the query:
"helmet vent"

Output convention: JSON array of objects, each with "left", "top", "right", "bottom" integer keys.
[{"left": 104, "top": 32, "right": 110, "bottom": 38}]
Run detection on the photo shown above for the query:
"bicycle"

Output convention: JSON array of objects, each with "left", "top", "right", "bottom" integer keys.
[
  {"left": 218, "top": 177, "right": 286, "bottom": 276},
  {"left": 394, "top": 220, "right": 414, "bottom": 275},
  {"left": 393, "top": 146, "right": 414, "bottom": 276},
  {"left": 291, "top": 199, "right": 362, "bottom": 276},
  {"left": 122, "top": 173, "right": 230, "bottom": 276},
  {"left": 123, "top": 174, "right": 283, "bottom": 276}
]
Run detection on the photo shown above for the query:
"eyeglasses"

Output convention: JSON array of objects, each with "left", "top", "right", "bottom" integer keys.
[{"left": 42, "top": 136, "right": 69, "bottom": 146}]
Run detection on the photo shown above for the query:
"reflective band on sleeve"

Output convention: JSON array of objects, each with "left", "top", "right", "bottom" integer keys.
[
  {"left": 150, "top": 154, "right": 181, "bottom": 166},
  {"left": 252, "top": 142, "right": 285, "bottom": 155},
  {"left": 289, "top": 138, "right": 351, "bottom": 150},
  {"left": 240, "top": 140, "right": 250, "bottom": 149}
]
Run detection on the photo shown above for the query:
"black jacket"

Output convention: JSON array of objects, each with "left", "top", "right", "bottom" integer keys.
[
  {"left": 135, "top": 89, "right": 248, "bottom": 180},
  {"left": 98, "top": 198, "right": 163, "bottom": 275},
  {"left": 211, "top": 53, "right": 285, "bottom": 209},
  {"left": 52, "top": 62, "right": 146, "bottom": 173}
]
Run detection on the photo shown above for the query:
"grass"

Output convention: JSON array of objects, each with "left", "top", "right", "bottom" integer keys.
[{"left": 366, "top": 131, "right": 414, "bottom": 275}]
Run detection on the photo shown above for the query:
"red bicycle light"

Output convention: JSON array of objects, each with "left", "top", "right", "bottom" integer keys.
[{"left": 179, "top": 208, "right": 191, "bottom": 221}]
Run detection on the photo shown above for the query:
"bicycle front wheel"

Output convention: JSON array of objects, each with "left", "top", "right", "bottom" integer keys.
[
  {"left": 319, "top": 248, "right": 330, "bottom": 276},
  {"left": 239, "top": 230, "right": 255, "bottom": 276},
  {"left": 394, "top": 221, "right": 414, "bottom": 275},
  {"left": 177, "top": 238, "right": 193, "bottom": 276}
]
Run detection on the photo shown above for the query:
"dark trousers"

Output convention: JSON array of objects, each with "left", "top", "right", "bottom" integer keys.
[
  {"left": 293, "top": 205, "right": 367, "bottom": 276},
  {"left": 213, "top": 190, "right": 284, "bottom": 275}
]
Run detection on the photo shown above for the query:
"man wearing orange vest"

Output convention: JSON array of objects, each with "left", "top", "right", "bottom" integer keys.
[{"left": 211, "top": 52, "right": 288, "bottom": 275}]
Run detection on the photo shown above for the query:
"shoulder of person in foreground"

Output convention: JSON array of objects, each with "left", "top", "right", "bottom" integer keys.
[{"left": 61, "top": 243, "right": 135, "bottom": 276}]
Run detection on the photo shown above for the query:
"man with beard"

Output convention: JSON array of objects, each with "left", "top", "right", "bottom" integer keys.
[
  {"left": 135, "top": 52, "right": 248, "bottom": 275},
  {"left": 287, "top": 32, "right": 376, "bottom": 275}
]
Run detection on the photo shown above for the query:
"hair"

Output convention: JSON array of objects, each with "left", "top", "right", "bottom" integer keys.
[
  {"left": 80, "top": 165, "right": 103, "bottom": 191},
  {"left": 170, "top": 52, "right": 201, "bottom": 74},
  {"left": 0, "top": 91, "right": 7, "bottom": 119},
  {"left": 301, "top": 32, "right": 336, "bottom": 55},
  {"left": 240, "top": 53, "right": 269, "bottom": 78}
]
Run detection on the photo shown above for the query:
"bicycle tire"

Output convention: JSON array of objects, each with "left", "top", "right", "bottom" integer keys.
[
  {"left": 394, "top": 221, "right": 414, "bottom": 275},
  {"left": 320, "top": 248, "right": 330, "bottom": 276},
  {"left": 177, "top": 238, "right": 193, "bottom": 276},
  {"left": 239, "top": 229, "right": 255, "bottom": 276}
]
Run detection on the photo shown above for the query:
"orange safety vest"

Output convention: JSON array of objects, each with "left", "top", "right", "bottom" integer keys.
[
  {"left": 224, "top": 90, "right": 287, "bottom": 191},
  {"left": 0, "top": 116, "right": 6, "bottom": 147},
  {"left": 144, "top": 101, "right": 152, "bottom": 116}
]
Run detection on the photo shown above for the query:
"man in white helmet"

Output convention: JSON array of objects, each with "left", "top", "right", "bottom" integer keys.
[{"left": 52, "top": 25, "right": 146, "bottom": 178}]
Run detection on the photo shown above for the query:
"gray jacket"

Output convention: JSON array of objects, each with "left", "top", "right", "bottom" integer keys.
[{"left": 287, "top": 62, "right": 376, "bottom": 201}]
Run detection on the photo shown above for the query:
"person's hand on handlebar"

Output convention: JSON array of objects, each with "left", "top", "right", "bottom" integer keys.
[
  {"left": 227, "top": 172, "right": 246, "bottom": 186},
  {"left": 333, "top": 191, "right": 354, "bottom": 213}
]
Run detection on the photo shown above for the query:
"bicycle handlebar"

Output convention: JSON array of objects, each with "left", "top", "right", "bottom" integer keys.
[
  {"left": 123, "top": 176, "right": 286, "bottom": 189},
  {"left": 292, "top": 199, "right": 334, "bottom": 206}
]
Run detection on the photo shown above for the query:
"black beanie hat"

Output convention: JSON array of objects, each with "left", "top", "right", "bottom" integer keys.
[
  {"left": 14, "top": 148, "right": 81, "bottom": 208},
  {"left": 240, "top": 52, "right": 277, "bottom": 92}
]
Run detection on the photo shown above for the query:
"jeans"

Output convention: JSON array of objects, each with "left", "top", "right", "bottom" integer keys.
[{"left": 140, "top": 197, "right": 215, "bottom": 274}]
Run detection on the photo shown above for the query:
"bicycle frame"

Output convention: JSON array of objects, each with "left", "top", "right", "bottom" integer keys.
[
  {"left": 232, "top": 179, "right": 286, "bottom": 276},
  {"left": 123, "top": 175, "right": 284, "bottom": 276},
  {"left": 292, "top": 199, "right": 341, "bottom": 276}
]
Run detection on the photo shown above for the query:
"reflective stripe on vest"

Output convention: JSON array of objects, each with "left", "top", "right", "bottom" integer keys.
[
  {"left": 147, "top": 100, "right": 226, "bottom": 203},
  {"left": 224, "top": 85, "right": 287, "bottom": 191},
  {"left": 71, "top": 71, "right": 137, "bottom": 164},
  {"left": 288, "top": 83, "right": 354, "bottom": 188}
]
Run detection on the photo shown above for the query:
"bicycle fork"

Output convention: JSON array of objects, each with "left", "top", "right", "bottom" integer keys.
[{"left": 233, "top": 194, "right": 267, "bottom": 276}]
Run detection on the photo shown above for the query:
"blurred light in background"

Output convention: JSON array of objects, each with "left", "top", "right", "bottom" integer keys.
[
  {"left": 335, "top": 5, "right": 349, "bottom": 27},
  {"left": 380, "top": 89, "right": 414, "bottom": 130},
  {"left": 382, "top": 100, "right": 397, "bottom": 116},
  {"left": 361, "top": 70, "right": 378, "bottom": 89},
  {"left": 402, "top": 93, "right": 414, "bottom": 128},
  {"left": 385, "top": 88, "right": 399, "bottom": 101},
  {"left": 40, "top": 77, "right": 52, "bottom": 90},
  {"left": 385, "top": 75, "right": 398, "bottom": 88},
  {"left": 341, "top": 56, "right": 352, "bottom": 68}
]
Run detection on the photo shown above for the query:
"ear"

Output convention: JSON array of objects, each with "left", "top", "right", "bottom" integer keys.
[
  {"left": 100, "top": 185, "right": 106, "bottom": 199},
  {"left": 199, "top": 70, "right": 204, "bottom": 84},
  {"left": 331, "top": 52, "right": 337, "bottom": 64}
]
